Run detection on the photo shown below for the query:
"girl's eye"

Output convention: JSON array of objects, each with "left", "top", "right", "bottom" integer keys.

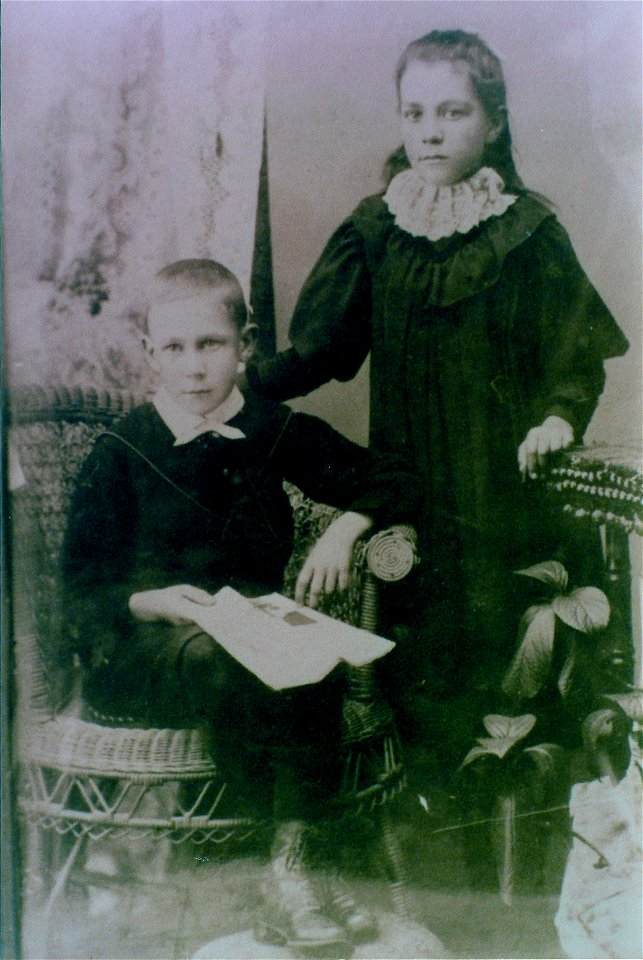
[
  {"left": 444, "top": 107, "right": 468, "bottom": 120},
  {"left": 164, "top": 343, "right": 182, "bottom": 353},
  {"left": 403, "top": 108, "right": 422, "bottom": 122}
]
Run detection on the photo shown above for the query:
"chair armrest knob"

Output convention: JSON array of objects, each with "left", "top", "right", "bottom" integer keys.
[{"left": 365, "top": 525, "right": 418, "bottom": 582}]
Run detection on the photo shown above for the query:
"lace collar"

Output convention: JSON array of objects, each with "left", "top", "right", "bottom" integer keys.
[{"left": 383, "top": 166, "right": 518, "bottom": 242}]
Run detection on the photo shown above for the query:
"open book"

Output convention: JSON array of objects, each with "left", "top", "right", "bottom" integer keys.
[{"left": 173, "top": 587, "right": 395, "bottom": 690}]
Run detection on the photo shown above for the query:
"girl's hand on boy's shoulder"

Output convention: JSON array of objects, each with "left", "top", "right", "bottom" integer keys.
[
  {"left": 128, "top": 584, "right": 216, "bottom": 624},
  {"left": 518, "top": 415, "right": 574, "bottom": 480},
  {"left": 295, "top": 511, "right": 373, "bottom": 609}
]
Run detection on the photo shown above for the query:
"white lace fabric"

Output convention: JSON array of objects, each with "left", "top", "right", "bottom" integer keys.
[{"left": 383, "top": 166, "right": 518, "bottom": 242}]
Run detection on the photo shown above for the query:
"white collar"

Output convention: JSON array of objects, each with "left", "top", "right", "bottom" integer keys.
[
  {"left": 153, "top": 386, "right": 246, "bottom": 446},
  {"left": 383, "top": 166, "right": 517, "bottom": 242}
]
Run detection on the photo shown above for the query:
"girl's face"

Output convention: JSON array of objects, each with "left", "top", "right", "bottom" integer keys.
[{"left": 399, "top": 59, "right": 502, "bottom": 186}]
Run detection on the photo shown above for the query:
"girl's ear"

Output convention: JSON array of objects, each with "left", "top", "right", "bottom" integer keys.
[
  {"left": 238, "top": 322, "right": 258, "bottom": 363},
  {"left": 485, "top": 107, "right": 507, "bottom": 145}
]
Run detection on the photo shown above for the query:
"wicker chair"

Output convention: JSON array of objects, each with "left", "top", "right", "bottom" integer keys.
[{"left": 9, "top": 385, "right": 418, "bottom": 918}]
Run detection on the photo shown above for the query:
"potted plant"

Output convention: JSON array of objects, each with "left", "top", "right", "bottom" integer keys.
[{"left": 458, "top": 561, "right": 617, "bottom": 903}]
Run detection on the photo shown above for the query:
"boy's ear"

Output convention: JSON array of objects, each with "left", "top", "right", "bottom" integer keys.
[
  {"left": 239, "top": 322, "right": 258, "bottom": 363},
  {"left": 142, "top": 335, "right": 159, "bottom": 372}
]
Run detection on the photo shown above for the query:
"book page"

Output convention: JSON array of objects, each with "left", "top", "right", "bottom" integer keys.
[{"left": 174, "top": 587, "right": 395, "bottom": 690}]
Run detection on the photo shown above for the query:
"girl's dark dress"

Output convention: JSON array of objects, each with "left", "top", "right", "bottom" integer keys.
[{"left": 249, "top": 192, "right": 629, "bottom": 701}]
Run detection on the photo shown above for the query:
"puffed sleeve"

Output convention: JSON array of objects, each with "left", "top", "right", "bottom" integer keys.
[
  {"left": 247, "top": 212, "right": 373, "bottom": 400},
  {"left": 521, "top": 218, "right": 629, "bottom": 439},
  {"left": 276, "top": 411, "right": 421, "bottom": 527}
]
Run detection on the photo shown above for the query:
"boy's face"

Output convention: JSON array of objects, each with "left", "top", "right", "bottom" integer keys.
[{"left": 144, "top": 290, "right": 253, "bottom": 415}]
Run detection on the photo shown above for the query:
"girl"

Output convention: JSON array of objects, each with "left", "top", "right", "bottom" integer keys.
[{"left": 247, "top": 30, "right": 628, "bottom": 724}]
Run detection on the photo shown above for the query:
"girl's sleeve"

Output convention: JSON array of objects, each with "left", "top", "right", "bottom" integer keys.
[
  {"left": 247, "top": 215, "right": 372, "bottom": 400},
  {"left": 525, "top": 218, "right": 629, "bottom": 439},
  {"left": 277, "top": 411, "right": 421, "bottom": 527}
]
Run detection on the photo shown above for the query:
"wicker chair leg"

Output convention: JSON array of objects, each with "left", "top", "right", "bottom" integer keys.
[
  {"left": 44, "top": 833, "right": 85, "bottom": 918},
  {"left": 23, "top": 820, "right": 50, "bottom": 901},
  {"left": 381, "top": 807, "right": 412, "bottom": 918}
]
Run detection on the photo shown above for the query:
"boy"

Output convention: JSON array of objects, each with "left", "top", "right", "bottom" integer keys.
[{"left": 62, "top": 259, "right": 418, "bottom": 952}]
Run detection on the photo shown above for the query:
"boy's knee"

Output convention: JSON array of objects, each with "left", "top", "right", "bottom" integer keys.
[{"left": 177, "top": 631, "right": 228, "bottom": 690}]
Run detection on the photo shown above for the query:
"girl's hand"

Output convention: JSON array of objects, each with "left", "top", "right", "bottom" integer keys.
[
  {"left": 518, "top": 415, "right": 574, "bottom": 480},
  {"left": 128, "top": 584, "right": 216, "bottom": 624},
  {"left": 295, "top": 511, "right": 373, "bottom": 608}
]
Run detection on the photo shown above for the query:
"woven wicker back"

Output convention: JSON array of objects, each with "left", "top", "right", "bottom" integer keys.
[
  {"left": 9, "top": 387, "right": 148, "bottom": 713},
  {"left": 10, "top": 386, "right": 148, "bottom": 570}
]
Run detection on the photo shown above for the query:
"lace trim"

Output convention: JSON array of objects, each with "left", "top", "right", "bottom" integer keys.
[{"left": 383, "top": 166, "right": 517, "bottom": 242}]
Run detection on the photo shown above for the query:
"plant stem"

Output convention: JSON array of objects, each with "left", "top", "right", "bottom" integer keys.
[{"left": 498, "top": 793, "right": 516, "bottom": 907}]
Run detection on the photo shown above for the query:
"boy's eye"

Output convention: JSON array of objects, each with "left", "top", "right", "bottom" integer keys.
[
  {"left": 163, "top": 342, "right": 183, "bottom": 353},
  {"left": 198, "top": 338, "right": 225, "bottom": 350},
  {"left": 403, "top": 108, "right": 422, "bottom": 122}
]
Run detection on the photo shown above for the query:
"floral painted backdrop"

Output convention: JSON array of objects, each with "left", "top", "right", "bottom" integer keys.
[{"left": 4, "top": 1, "right": 267, "bottom": 392}]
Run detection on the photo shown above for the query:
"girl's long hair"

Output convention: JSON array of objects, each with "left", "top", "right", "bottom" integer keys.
[{"left": 386, "top": 29, "right": 525, "bottom": 193}]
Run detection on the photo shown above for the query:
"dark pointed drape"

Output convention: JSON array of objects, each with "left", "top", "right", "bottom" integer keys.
[{"left": 250, "top": 119, "right": 276, "bottom": 360}]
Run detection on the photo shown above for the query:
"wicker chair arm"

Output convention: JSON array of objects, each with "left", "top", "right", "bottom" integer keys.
[
  {"left": 343, "top": 526, "right": 418, "bottom": 730},
  {"left": 364, "top": 525, "right": 418, "bottom": 582}
]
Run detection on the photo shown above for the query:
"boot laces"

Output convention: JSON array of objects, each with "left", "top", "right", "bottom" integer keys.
[
  {"left": 275, "top": 829, "right": 326, "bottom": 914},
  {"left": 284, "top": 826, "right": 310, "bottom": 871},
  {"left": 326, "top": 872, "right": 358, "bottom": 914}
]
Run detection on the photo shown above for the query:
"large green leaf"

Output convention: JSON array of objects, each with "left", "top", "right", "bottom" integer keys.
[
  {"left": 557, "top": 651, "right": 577, "bottom": 698},
  {"left": 460, "top": 744, "right": 494, "bottom": 768},
  {"left": 483, "top": 714, "right": 536, "bottom": 740},
  {"left": 604, "top": 692, "right": 643, "bottom": 723},
  {"left": 502, "top": 605, "right": 556, "bottom": 700},
  {"left": 523, "top": 743, "right": 564, "bottom": 778},
  {"left": 460, "top": 715, "right": 537, "bottom": 768},
  {"left": 460, "top": 739, "right": 516, "bottom": 766},
  {"left": 477, "top": 737, "right": 520, "bottom": 759},
  {"left": 515, "top": 561, "right": 568, "bottom": 592},
  {"left": 552, "top": 587, "right": 610, "bottom": 634}
]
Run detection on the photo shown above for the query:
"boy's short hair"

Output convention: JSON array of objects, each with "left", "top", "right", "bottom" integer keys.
[{"left": 145, "top": 259, "right": 248, "bottom": 333}]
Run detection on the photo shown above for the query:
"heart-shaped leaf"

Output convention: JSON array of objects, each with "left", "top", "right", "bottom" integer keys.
[
  {"left": 515, "top": 561, "right": 568, "bottom": 592},
  {"left": 502, "top": 605, "right": 556, "bottom": 700},
  {"left": 604, "top": 693, "right": 643, "bottom": 723},
  {"left": 523, "top": 743, "right": 564, "bottom": 777},
  {"left": 460, "top": 744, "right": 495, "bottom": 768},
  {"left": 557, "top": 651, "right": 577, "bottom": 698},
  {"left": 483, "top": 714, "right": 536, "bottom": 741},
  {"left": 477, "top": 736, "right": 521, "bottom": 759},
  {"left": 460, "top": 738, "right": 518, "bottom": 768},
  {"left": 552, "top": 587, "right": 610, "bottom": 634}
]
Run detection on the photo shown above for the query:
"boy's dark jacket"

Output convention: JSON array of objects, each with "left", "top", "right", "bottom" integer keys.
[{"left": 62, "top": 393, "right": 420, "bottom": 669}]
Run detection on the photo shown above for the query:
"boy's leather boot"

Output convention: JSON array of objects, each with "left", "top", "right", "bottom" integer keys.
[
  {"left": 320, "top": 871, "right": 379, "bottom": 944},
  {"left": 255, "top": 820, "right": 349, "bottom": 954}
]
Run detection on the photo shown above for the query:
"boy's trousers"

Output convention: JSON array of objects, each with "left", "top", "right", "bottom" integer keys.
[{"left": 83, "top": 622, "right": 345, "bottom": 820}]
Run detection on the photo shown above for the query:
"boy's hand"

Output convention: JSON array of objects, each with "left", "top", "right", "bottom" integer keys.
[
  {"left": 518, "top": 415, "right": 574, "bottom": 480},
  {"left": 295, "top": 511, "right": 373, "bottom": 608},
  {"left": 128, "top": 584, "right": 216, "bottom": 624}
]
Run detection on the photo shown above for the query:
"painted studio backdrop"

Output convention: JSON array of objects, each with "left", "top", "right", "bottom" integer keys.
[{"left": 3, "top": 2, "right": 269, "bottom": 392}]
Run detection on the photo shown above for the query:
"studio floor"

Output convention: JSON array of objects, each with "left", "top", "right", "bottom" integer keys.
[{"left": 20, "top": 797, "right": 566, "bottom": 960}]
